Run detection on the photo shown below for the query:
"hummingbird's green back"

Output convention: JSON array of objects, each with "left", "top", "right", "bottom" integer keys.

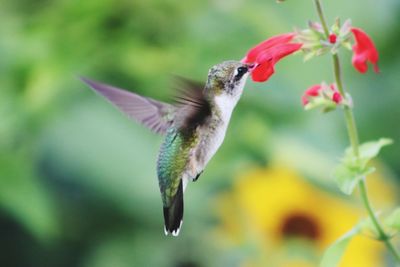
[{"left": 157, "top": 127, "right": 198, "bottom": 207}]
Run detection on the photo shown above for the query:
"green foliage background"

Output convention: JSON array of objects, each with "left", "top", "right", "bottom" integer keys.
[{"left": 0, "top": 0, "right": 399, "bottom": 266}]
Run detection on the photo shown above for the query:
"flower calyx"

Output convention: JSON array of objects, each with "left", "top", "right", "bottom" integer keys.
[{"left": 296, "top": 18, "right": 353, "bottom": 61}]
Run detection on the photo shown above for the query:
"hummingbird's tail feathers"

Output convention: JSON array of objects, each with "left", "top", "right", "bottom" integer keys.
[
  {"left": 163, "top": 180, "right": 184, "bottom": 236},
  {"left": 80, "top": 77, "right": 175, "bottom": 135}
]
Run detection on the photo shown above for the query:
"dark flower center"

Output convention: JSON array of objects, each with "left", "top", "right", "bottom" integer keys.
[{"left": 280, "top": 213, "right": 320, "bottom": 241}]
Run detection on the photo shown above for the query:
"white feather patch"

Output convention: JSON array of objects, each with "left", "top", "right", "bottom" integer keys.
[{"left": 172, "top": 220, "right": 183, "bottom": 236}]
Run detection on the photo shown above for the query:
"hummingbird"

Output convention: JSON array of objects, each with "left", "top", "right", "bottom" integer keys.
[{"left": 81, "top": 60, "right": 254, "bottom": 236}]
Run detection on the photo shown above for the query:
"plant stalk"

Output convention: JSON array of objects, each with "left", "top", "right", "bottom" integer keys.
[{"left": 313, "top": 0, "right": 400, "bottom": 262}]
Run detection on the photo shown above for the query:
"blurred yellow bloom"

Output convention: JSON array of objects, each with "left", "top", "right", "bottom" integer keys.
[{"left": 214, "top": 167, "right": 387, "bottom": 267}]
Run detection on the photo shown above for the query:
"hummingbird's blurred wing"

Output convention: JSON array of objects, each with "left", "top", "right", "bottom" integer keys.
[
  {"left": 81, "top": 78, "right": 176, "bottom": 135},
  {"left": 173, "top": 77, "right": 212, "bottom": 129}
]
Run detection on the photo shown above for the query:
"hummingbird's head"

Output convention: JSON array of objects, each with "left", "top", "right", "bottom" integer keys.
[{"left": 206, "top": 60, "right": 254, "bottom": 98}]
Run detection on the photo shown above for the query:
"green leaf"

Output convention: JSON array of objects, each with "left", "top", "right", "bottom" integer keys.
[
  {"left": 358, "top": 138, "right": 393, "bottom": 167},
  {"left": 385, "top": 208, "right": 400, "bottom": 232},
  {"left": 331, "top": 17, "right": 340, "bottom": 33},
  {"left": 339, "top": 19, "right": 352, "bottom": 37},
  {"left": 343, "top": 138, "right": 393, "bottom": 169},
  {"left": 320, "top": 226, "right": 360, "bottom": 267},
  {"left": 303, "top": 50, "right": 317, "bottom": 62},
  {"left": 342, "top": 41, "right": 353, "bottom": 51},
  {"left": 334, "top": 138, "right": 392, "bottom": 195},
  {"left": 334, "top": 164, "right": 375, "bottom": 195}
]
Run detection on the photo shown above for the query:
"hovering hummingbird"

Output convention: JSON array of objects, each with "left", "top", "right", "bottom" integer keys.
[{"left": 81, "top": 60, "right": 254, "bottom": 236}]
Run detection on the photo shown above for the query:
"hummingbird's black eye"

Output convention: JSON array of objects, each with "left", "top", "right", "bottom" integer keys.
[{"left": 234, "top": 66, "right": 248, "bottom": 81}]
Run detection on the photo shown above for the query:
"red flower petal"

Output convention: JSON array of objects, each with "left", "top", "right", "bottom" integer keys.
[
  {"left": 351, "top": 28, "right": 380, "bottom": 73},
  {"left": 249, "top": 43, "right": 302, "bottom": 82},
  {"left": 243, "top": 33, "right": 295, "bottom": 63},
  {"left": 256, "top": 43, "right": 303, "bottom": 65},
  {"left": 305, "top": 85, "right": 322, "bottom": 96},
  {"left": 251, "top": 61, "right": 275, "bottom": 82},
  {"left": 352, "top": 52, "right": 369, "bottom": 73}
]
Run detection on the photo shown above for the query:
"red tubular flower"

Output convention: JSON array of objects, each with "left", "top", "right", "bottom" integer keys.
[
  {"left": 242, "top": 33, "right": 302, "bottom": 82},
  {"left": 350, "top": 28, "right": 379, "bottom": 73}
]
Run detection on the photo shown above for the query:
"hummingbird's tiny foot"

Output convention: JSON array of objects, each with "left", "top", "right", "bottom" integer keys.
[{"left": 193, "top": 171, "right": 203, "bottom": 182}]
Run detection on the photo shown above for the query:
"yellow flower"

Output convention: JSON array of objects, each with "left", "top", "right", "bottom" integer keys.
[{"left": 214, "top": 167, "right": 386, "bottom": 267}]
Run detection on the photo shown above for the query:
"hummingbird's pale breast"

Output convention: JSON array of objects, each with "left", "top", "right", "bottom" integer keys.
[{"left": 190, "top": 74, "right": 248, "bottom": 180}]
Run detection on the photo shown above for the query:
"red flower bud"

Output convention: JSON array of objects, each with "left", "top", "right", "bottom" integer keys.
[
  {"left": 332, "top": 92, "right": 342, "bottom": 104},
  {"left": 329, "top": 34, "right": 337, "bottom": 44},
  {"left": 302, "top": 83, "right": 343, "bottom": 106},
  {"left": 350, "top": 28, "right": 379, "bottom": 73},
  {"left": 242, "top": 33, "right": 302, "bottom": 82},
  {"left": 329, "top": 84, "right": 343, "bottom": 104},
  {"left": 302, "top": 84, "right": 322, "bottom": 105}
]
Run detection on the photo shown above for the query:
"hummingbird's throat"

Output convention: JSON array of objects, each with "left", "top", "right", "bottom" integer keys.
[{"left": 214, "top": 85, "right": 244, "bottom": 123}]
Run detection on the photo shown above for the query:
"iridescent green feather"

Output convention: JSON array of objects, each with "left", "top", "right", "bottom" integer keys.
[{"left": 157, "top": 128, "right": 198, "bottom": 207}]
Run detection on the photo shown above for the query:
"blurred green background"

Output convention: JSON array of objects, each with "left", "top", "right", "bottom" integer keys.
[{"left": 1, "top": 0, "right": 399, "bottom": 266}]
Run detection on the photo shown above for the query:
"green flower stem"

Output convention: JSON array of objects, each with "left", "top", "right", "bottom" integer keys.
[
  {"left": 359, "top": 180, "right": 400, "bottom": 261},
  {"left": 313, "top": 0, "right": 329, "bottom": 37},
  {"left": 332, "top": 55, "right": 359, "bottom": 157},
  {"left": 313, "top": 0, "right": 400, "bottom": 262}
]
